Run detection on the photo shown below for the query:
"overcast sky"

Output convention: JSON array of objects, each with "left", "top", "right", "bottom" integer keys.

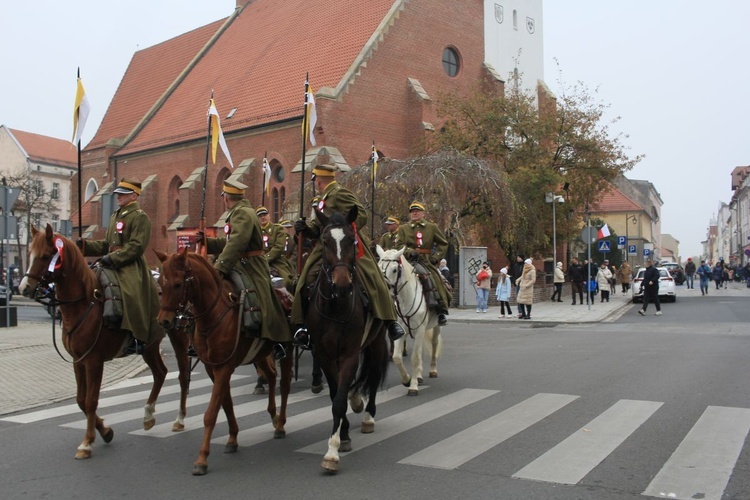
[{"left": 3, "top": 1, "right": 748, "bottom": 260}]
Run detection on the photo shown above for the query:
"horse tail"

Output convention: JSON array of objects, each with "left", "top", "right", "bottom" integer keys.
[{"left": 353, "top": 327, "right": 389, "bottom": 397}]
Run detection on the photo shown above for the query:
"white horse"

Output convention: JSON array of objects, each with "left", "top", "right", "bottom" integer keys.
[{"left": 377, "top": 246, "right": 442, "bottom": 396}]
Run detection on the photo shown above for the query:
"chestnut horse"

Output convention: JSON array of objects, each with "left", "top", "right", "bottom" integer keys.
[
  {"left": 18, "top": 225, "right": 193, "bottom": 459},
  {"left": 377, "top": 246, "right": 442, "bottom": 396},
  {"left": 155, "top": 248, "right": 292, "bottom": 476},
  {"left": 307, "top": 208, "right": 389, "bottom": 473}
]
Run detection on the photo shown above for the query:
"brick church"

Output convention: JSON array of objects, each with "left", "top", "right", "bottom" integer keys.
[{"left": 78, "top": 0, "right": 545, "bottom": 264}]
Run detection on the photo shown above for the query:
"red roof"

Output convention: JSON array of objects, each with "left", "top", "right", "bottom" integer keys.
[
  {"left": 10, "top": 128, "right": 77, "bottom": 168},
  {"left": 592, "top": 183, "right": 642, "bottom": 212},
  {"left": 112, "top": 0, "right": 397, "bottom": 156},
  {"left": 87, "top": 19, "right": 227, "bottom": 150}
]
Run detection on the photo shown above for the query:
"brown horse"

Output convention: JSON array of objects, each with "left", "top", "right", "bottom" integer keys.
[
  {"left": 18, "top": 224, "right": 193, "bottom": 459},
  {"left": 307, "top": 208, "right": 389, "bottom": 473},
  {"left": 155, "top": 248, "right": 292, "bottom": 476}
]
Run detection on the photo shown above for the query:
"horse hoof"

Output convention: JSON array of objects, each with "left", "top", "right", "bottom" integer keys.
[
  {"left": 225, "top": 443, "right": 238, "bottom": 453},
  {"left": 274, "top": 429, "right": 286, "bottom": 439},
  {"left": 321, "top": 458, "right": 339, "bottom": 473},
  {"left": 253, "top": 387, "right": 267, "bottom": 395},
  {"left": 102, "top": 427, "right": 114, "bottom": 443},
  {"left": 143, "top": 419, "right": 155, "bottom": 431},
  {"left": 311, "top": 384, "right": 324, "bottom": 394},
  {"left": 402, "top": 381, "right": 410, "bottom": 387},
  {"left": 172, "top": 422, "right": 185, "bottom": 432},
  {"left": 339, "top": 439, "right": 352, "bottom": 453},
  {"left": 429, "top": 371, "right": 438, "bottom": 378},
  {"left": 407, "top": 389, "right": 419, "bottom": 397},
  {"left": 361, "top": 422, "right": 374, "bottom": 434},
  {"left": 74, "top": 449, "right": 92, "bottom": 460},
  {"left": 192, "top": 464, "right": 208, "bottom": 476},
  {"left": 417, "top": 377, "right": 424, "bottom": 385}
]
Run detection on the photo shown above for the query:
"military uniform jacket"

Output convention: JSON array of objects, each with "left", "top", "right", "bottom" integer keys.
[
  {"left": 82, "top": 201, "right": 162, "bottom": 343},
  {"left": 396, "top": 219, "right": 451, "bottom": 306},
  {"left": 378, "top": 230, "right": 400, "bottom": 251},
  {"left": 291, "top": 181, "right": 396, "bottom": 325},
  {"left": 261, "top": 222, "right": 296, "bottom": 289},
  {"left": 205, "top": 199, "right": 290, "bottom": 342}
]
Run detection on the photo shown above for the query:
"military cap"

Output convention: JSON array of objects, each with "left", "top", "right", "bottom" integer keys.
[
  {"left": 113, "top": 178, "right": 142, "bottom": 195},
  {"left": 384, "top": 216, "right": 399, "bottom": 225},
  {"left": 311, "top": 196, "right": 320, "bottom": 206},
  {"left": 279, "top": 219, "right": 293, "bottom": 228},
  {"left": 409, "top": 201, "right": 426, "bottom": 212},
  {"left": 256, "top": 206, "right": 269, "bottom": 216},
  {"left": 222, "top": 179, "right": 247, "bottom": 195},
  {"left": 311, "top": 163, "right": 337, "bottom": 178}
]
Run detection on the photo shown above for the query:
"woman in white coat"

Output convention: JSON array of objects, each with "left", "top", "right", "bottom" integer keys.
[
  {"left": 596, "top": 262, "right": 613, "bottom": 302},
  {"left": 515, "top": 259, "right": 536, "bottom": 319}
]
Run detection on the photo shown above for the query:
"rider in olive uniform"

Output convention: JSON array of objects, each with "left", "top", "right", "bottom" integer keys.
[
  {"left": 257, "top": 207, "right": 296, "bottom": 290},
  {"left": 378, "top": 216, "right": 401, "bottom": 251},
  {"left": 291, "top": 163, "right": 405, "bottom": 348},
  {"left": 80, "top": 179, "right": 163, "bottom": 354},
  {"left": 396, "top": 202, "right": 450, "bottom": 325},
  {"left": 200, "top": 180, "right": 291, "bottom": 360}
]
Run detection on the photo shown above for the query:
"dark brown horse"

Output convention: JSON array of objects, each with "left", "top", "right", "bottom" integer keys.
[
  {"left": 18, "top": 224, "right": 193, "bottom": 459},
  {"left": 155, "top": 248, "right": 292, "bottom": 475},
  {"left": 307, "top": 208, "right": 389, "bottom": 473}
]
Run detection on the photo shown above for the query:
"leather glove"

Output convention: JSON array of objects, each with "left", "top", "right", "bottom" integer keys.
[
  {"left": 410, "top": 250, "right": 420, "bottom": 261},
  {"left": 294, "top": 219, "right": 308, "bottom": 234},
  {"left": 195, "top": 230, "right": 205, "bottom": 241},
  {"left": 429, "top": 256, "right": 438, "bottom": 265},
  {"left": 100, "top": 255, "right": 114, "bottom": 268},
  {"left": 76, "top": 238, "right": 84, "bottom": 250}
]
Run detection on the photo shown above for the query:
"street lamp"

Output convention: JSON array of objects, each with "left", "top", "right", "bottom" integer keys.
[
  {"left": 625, "top": 214, "right": 638, "bottom": 267},
  {"left": 546, "top": 192, "right": 565, "bottom": 268}
]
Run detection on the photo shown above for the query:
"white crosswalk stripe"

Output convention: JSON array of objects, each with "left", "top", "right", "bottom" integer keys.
[{"left": 4, "top": 378, "right": 749, "bottom": 498}]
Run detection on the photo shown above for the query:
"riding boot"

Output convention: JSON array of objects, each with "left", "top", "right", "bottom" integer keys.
[
  {"left": 273, "top": 343, "right": 287, "bottom": 361},
  {"left": 292, "top": 326, "right": 311, "bottom": 350},
  {"left": 387, "top": 321, "right": 405, "bottom": 341},
  {"left": 124, "top": 337, "right": 145, "bottom": 356},
  {"left": 187, "top": 344, "right": 198, "bottom": 357}
]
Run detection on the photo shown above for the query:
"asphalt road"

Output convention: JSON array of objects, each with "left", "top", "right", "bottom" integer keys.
[{"left": 1, "top": 293, "right": 749, "bottom": 500}]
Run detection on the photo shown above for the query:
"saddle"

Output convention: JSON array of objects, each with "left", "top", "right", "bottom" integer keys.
[
  {"left": 96, "top": 265, "right": 123, "bottom": 327},
  {"left": 227, "top": 270, "right": 293, "bottom": 335}
]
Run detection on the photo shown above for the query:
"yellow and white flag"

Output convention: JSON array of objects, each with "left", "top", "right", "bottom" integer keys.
[
  {"left": 208, "top": 98, "right": 234, "bottom": 168},
  {"left": 303, "top": 77, "right": 317, "bottom": 146},
  {"left": 71, "top": 76, "right": 91, "bottom": 145},
  {"left": 371, "top": 142, "right": 378, "bottom": 184},
  {"left": 262, "top": 156, "right": 272, "bottom": 195}
]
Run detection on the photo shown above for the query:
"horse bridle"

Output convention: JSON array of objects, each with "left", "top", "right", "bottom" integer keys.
[
  {"left": 379, "top": 257, "right": 427, "bottom": 334},
  {"left": 311, "top": 225, "right": 358, "bottom": 323},
  {"left": 159, "top": 261, "right": 228, "bottom": 333}
]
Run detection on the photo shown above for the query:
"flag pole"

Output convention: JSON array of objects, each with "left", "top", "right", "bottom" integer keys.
[
  {"left": 196, "top": 91, "right": 213, "bottom": 257},
  {"left": 297, "top": 73, "right": 311, "bottom": 273},
  {"left": 76, "top": 68, "right": 83, "bottom": 239},
  {"left": 262, "top": 151, "right": 267, "bottom": 207}
]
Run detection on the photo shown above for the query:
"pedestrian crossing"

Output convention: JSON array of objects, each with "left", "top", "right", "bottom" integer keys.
[{"left": 3, "top": 375, "right": 749, "bottom": 500}]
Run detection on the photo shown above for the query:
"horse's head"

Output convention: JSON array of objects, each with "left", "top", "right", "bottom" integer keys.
[
  {"left": 318, "top": 206, "right": 359, "bottom": 297},
  {"left": 19, "top": 224, "right": 65, "bottom": 299},
  {"left": 377, "top": 245, "right": 408, "bottom": 291},
  {"left": 155, "top": 248, "right": 192, "bottom": 330}
]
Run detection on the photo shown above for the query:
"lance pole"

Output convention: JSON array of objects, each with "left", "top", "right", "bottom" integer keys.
[
  {"left": 297, "top": 73, "right": 311, "bottom": 273},
  {"left": 196, "top": 91, "right": 213, "bottom": 257},
  {"left": 370, "top": 141, "right": 376, "bottom": 241},
  {"left": 262, "top": 151, "right": 267, "bottom": 207}
]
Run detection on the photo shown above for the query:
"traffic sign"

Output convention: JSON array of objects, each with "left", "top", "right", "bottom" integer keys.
[
  {"left": 597, "top": 241, "right": 610, "bottom": 252},
  {"left": 628, "top": 245, "right": 637, "bottom": 255},
  {"left": 580, "top": 227, "right": 597, "bottom": 244},
  {"left": 643, "top": 248, "right": 651, "bottom": 257},
  {"left": 617, "top": 236, "right": 626, "bottom": 249}
]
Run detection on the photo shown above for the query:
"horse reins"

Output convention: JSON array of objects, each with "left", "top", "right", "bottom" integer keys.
[{"left": 380, "top": 258, "right": 428, "bottom": 335}]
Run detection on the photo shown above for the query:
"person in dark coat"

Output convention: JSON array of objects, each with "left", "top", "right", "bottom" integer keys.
[
  {"left": 638, "top": 259, "right": 662, "bottom": 316},
  {"left": 257, "top": 206, "right": 296, "bottom": 290},
  {"left": 684, "top": 258, "right": 696, "bottom": 289},
  {"left": 568, "top": 258, "right": 584, "bottom": 305},
  {"left": 201, "top": 179, "right": 292, "bottom": 360},
  {"left": 510, "top": 255, "right": 526, "bottom": 317},
  {"left": 80, "top": 178, "right": 163, "bottom": 354}
]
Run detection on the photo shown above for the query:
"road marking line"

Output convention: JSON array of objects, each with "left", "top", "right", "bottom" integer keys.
[
  {"left": 643, "top": 406, "right": 750, "bottom": 500},
  {"left": 513, "top": 399, "right": 662, "bottom": 484},
  {"left": 296, "top": 388, "right": 498, "bottom": 455},
  {"left": 400, "top": 393, "right": 579, "bottom": 469}
]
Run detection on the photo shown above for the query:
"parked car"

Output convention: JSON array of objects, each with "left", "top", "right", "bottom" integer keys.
[
  {"left": 661, "top": 262, "right": 686, "bottom": 285},
  {"left": 0, "top": 284, "right": 11, "bottom": 306},
  {"left": 632, "top": 266, "right": 677, "bottom": 303}
]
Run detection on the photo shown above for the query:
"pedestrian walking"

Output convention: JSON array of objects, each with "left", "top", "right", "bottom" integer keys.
[
  {"left": 550, "top": 261, "right": 564, "bottom": 302},
  {"left": 495, "top": 267, "right": 512, "bottom": 318},
  {"left": 596, "top": 262, "right": 613, "bottom": 302},
  {"left": 697, "top": 260, "right": 711, "bottom": 295},
  {"left": 619, "top": 261, "right": 632, "bottom": 293},
  {"left": 638, "top": 259, "right": 662, "bottom": 316},
  {"left": 712, "top": 262, "right": 723, "bottom": 290},
  {"left": 515, "top": 258, "right": 535, "bottom": 319},
  {"left": 568, "top": 257, "right": 584, "bottom": 305},
  {"left": 684, "top": 258, "right": 696, "bottom": 289}
]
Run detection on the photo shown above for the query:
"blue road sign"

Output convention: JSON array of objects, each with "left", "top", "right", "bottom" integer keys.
[
  {"left": 643, "top": 248, "right": 651, "bottom": 257},
  {"left": 617, "top": 236, "right": 627, "bottom": 248},
  {"left": 628, "top": 245, "right": 637, "bottom": 255},
  {"left": 598, "top": 241, "right": 610, "bottom": 252}
]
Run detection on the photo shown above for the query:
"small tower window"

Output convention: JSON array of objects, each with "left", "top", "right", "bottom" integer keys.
[{"left": 442, "top": 47, "right": 460, "bottom": 77}]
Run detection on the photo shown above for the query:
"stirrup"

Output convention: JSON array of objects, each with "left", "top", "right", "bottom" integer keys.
[
  {"left": 187, "top": 344, "right": 198, "bottom": 357},
  {"left": 124, "top": 338, "right": 145, "bottom": 356},
  {"left": 292, "top": 327, "right": 311, "bottom": 350},
  {"left": 273, "top": 343, "right": 287, "bottom": 361},
  {"left": 437, "top": 313, "right": 448, "bottom": 326},
  {"left": 388, "top": 322, "right": 405, "bottom": 341}
]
